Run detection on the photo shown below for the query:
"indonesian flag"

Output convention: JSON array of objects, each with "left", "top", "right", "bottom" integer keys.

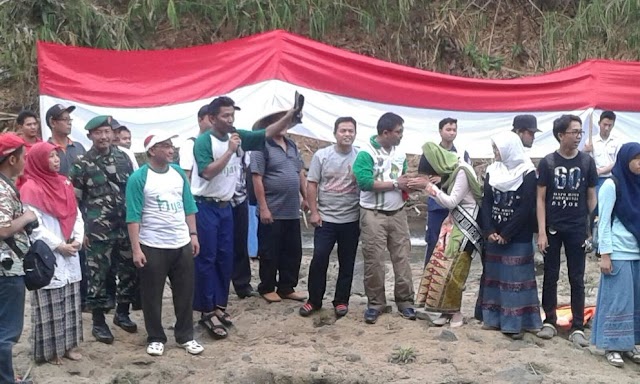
[{"left": 37, "top": 30, "right": 640, "bottom": 158}]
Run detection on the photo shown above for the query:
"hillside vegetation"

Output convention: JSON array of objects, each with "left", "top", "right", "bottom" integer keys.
[{"left": 1, "top": 0, "right": 639, "bottom": 116}]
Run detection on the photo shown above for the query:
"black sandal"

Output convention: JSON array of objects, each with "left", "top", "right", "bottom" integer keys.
[
  {"left": 199, "top": 313, "right": 228, "bottom": 340},
  {"left": 215, "top": 311, "right": 233, "bottom": 327}
]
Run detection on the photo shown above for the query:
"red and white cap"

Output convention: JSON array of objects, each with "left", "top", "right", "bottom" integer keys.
[
  {"left": 0, "top": 133, "right": 25, "bottom": 160},
  {"left": 143, "top": 130, "right": 178, "bottom": 151}
]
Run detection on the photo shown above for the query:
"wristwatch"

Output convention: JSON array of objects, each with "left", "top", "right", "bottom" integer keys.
[{"left": 392, "top": 180, "right": 399, "bottom": 190}]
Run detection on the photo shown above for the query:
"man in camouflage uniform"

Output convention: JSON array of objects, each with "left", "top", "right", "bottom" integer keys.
[{"left": 69, "top": 116, "right": 137, "bottom": 344}]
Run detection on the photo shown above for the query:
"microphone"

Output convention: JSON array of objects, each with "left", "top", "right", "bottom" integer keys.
[{"left": 230, "top": 127, "right": 242, "bottom": 157}]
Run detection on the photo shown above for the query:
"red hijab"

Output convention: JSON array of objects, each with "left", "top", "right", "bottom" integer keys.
[{"left": 20, "top": 142, "right": 78, "bottom": 240}]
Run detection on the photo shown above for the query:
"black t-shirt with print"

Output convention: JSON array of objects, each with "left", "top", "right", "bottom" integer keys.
[{"left": 537, "top": 151, "right": 597, "bottom": 233}]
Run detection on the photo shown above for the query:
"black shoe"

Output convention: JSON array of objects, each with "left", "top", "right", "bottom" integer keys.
[
  {"left": 114, "top": 312, "right": 138, "bottom": 333},
  {"left": 364, "top": 308, "right": 381, "bottom": 324},
  {"left": 237, "top": 289, "right": 259, "bottom": 299},
  {"left": 92, "top": 323, "right": 114, "bottom": 344}
]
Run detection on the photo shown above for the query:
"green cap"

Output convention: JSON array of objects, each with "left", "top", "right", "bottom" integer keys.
[{"left": 85, "top": 115, "right": 113, "bottom": 131}]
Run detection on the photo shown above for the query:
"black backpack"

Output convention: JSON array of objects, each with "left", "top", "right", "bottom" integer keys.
[{"left": 4, "top": 237, "right": 57, "bottom": 291}]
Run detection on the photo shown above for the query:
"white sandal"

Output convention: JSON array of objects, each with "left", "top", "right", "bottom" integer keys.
[
  {"left": 606, "top": 351, "right": 624, "bottom": 367},
  {"left": 181, "top": 340, "right": 204, "bottom": 355},
  {"left": 450, "top": 312, "right": 464, "bottom": 328},
  {"left": 146, "top": 342, "right": 164, "bottom": 356},
  {"left": 623, "top": 347, "right": 640, "bottom": 364},
  {"left": 431, "top": 315, "right": 450, "bottom": 326}
]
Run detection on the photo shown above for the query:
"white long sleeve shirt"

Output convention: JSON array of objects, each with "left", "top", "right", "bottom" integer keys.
[{"left": 26, "top": 205, "right": 84, "bottom": 289}]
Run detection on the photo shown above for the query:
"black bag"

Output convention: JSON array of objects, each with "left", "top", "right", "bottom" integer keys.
[{"left": 4, "top": 237, "right": 57, "bottom": 291}]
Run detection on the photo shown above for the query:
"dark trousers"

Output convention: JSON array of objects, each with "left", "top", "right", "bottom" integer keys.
[
  {"left": 79, "top": 249, "right": 88, "bottom": 308},
  {"left": 257, "top": 219, "right": 302, "bottom": 295},
  {"left": 542, "top": 228, "right": 587, "bottom": 331},
  {"left": 307, "top": 221, "right": 359, "bottom": 308},
  {"left": 232, "top": 201, "right": 253, "bottom": 294},
  {"left": 140, "top": 244, "right": 194, "bottom": 344},
  {"left": 425, "top": 208, "right": 448, "bottom": 265},
  {"left": 0, "top": 276, "right": 25, "bottom": 384},
  {"left": 193, "top": 202, "right": 234, "bottom": 312}
]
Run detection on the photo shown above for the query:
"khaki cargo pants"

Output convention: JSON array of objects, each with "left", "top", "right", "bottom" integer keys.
[{"left": 360, "top": 207, "right": 414, "bottom": 312}]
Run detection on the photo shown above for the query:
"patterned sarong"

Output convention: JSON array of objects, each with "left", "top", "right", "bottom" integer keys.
[{"left": 417, "top": 206, "right": 480, "bottom": 313}]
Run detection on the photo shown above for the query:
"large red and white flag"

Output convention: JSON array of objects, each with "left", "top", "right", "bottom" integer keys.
[{"left": 38, "top": 30, "right": 640, "bottom": 158}]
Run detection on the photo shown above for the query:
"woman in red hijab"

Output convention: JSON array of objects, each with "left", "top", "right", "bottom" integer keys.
[{"left": 21, "top": 142, "right": 84, "bottom": 364}]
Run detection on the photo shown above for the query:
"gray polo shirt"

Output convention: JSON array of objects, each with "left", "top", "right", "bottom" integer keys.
[
  {"left": 250, "top": 138, "right": 302, "bottom": 220},
  {"left": 48, "top": 138, "right": 87, "bottom": 176}
]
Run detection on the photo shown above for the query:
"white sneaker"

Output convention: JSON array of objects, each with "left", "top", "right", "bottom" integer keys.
[
  {"left": 146, "top": 342, "right": 164, "bottom": 356},
  {"left": 181, "top": 340, "right": 204, "bottom": 355}
]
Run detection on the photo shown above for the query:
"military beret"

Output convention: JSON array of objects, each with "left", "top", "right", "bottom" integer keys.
[{"left": 85, "top": 115, "right": 113, "bottom": 131}]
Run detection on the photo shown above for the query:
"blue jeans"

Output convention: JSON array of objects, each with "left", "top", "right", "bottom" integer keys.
[
  {"left": 193, "top": 202, "right": 234, "bottom": 312},
  {"left": 0, "top": 275, "right": 25, "bottom": 384},
  {"left": 425, "top": 208, "right": 449, "bottom": 266}
]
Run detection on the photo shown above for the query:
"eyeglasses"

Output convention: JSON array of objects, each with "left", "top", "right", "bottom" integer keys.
[
  {"left": 54, "top": 118, "right": 73, "bottom": 122},
  {"left": 154, "top": 143, "right": 175, "bottom": 149},
  {"left": 565, "top": 130, "right": 584, "bottom": 136}
]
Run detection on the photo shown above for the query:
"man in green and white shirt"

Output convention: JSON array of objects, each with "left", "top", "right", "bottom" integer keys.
[
  {"left": 191, "top": 96, "right": 299, "bottom": 332},
  {"left": 352, "top": 112, "right": 416, "bottom": 324},
  {"left": 126, "top": 130, "right": 203, "bottom": 357}
]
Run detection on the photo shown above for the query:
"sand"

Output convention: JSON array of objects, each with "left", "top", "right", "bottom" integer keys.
[{"left": 10, "top": 221, "right": 640, "bottom": 384}]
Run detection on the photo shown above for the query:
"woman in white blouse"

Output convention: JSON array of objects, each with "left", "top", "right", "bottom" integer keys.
[{"left": 20, "top": 142, "right": 84, "bottom": 364}]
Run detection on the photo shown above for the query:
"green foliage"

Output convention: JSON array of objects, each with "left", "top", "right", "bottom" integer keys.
[
  {"left": 389, "top": 346, "right": 417, "bottom": 365},
  {"left": 2, "top": 0, "right": 640, "bottom": 110}
]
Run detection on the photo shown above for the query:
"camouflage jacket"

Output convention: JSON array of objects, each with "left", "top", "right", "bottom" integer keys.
[
  {"left": 0, "top": 174, "right": 29, "bottom": 276},
  {"left": 69, "top": 145, "right": 133, "bottom": 241}
]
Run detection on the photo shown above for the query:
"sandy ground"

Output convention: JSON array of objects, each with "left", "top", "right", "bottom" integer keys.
[{"left": 10, "top": 220, "right": 640, "bottom": 384}]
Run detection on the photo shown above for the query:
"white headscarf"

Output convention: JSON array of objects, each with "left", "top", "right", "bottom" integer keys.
[{"left": 486, "top": 132, "right": 536, "bottom": 192}]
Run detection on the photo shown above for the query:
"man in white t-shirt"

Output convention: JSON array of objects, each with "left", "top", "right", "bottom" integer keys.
[
  {"left": 110, "top": 119, "right": 139, "bottom": 171},
  {"left": 126, "top": 130, "right": 204, "bottom": 356},
  {"left": 179, "top": 105, "right": 212, "bottom": 181}
]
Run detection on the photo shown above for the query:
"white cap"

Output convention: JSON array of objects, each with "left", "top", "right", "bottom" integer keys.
[{"left": 143, "top": 130, "right": 179, "bottom": 151}]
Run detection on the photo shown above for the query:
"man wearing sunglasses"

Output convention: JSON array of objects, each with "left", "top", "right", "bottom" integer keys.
[
  {"left": 45, "top": 104, "right": 86, "bottom": 176},
  {"left": 535, "top": 114, "right": 597, "bottom": 346}
]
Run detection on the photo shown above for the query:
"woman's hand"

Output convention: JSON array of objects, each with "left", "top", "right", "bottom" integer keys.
[{"left": 599, "top": 254, "right": 612, "bottom": 275}]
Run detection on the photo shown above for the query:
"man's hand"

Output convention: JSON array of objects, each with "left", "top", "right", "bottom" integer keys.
[
  {"left": 22, "top": 209, "right": 36, "bottom": 224},
  {"left": 583, "top": 143, "right": 593, "bottom": 153},
  {"left": 537, "top": 233, "right": 549, "bottom": 254},
  {"left": 56, "top": 243, "right": 77, "bottom": 257},
  {"left": 599, "top": 254, "right": 612, "bottom": 274},
  {"left": 309, "top": 212, "right": 322, "bottom": 227},
  {"left": 300, "top": 199, "right": 309, "bottom": 213},
  {"left": 83, "top": 236, "right": 90, "bottom": 250},
  {"left": 133, "top": 249, "right": 147, "bottom": 268},
  {"left": 227, "top": 133, "right": 241, "bottom": 154},
  {"left": 260, "top": 206, "right": 274, "bottom": 224},
  {"left": 191, "top": 235, "right": 200, "bottom": 257}
]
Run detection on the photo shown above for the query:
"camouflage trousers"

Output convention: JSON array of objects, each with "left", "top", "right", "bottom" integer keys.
[{"left": 86, "top": 238, "right": 138, "bottom": 311}]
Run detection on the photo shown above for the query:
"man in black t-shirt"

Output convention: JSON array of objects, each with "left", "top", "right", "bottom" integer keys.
[{"left": 535, "top": 115, "right": 597, "bottom": 346}]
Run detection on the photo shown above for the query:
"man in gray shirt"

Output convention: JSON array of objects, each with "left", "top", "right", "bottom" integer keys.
[
  {"left": 299, "top": 117, "right": 360, "bottom": 318},
  {"left": 45, "top": 104, "right": 86, "bottom": 176},
  {"left": 250, "top": 119, "right": 308, "bottom": 303}
]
